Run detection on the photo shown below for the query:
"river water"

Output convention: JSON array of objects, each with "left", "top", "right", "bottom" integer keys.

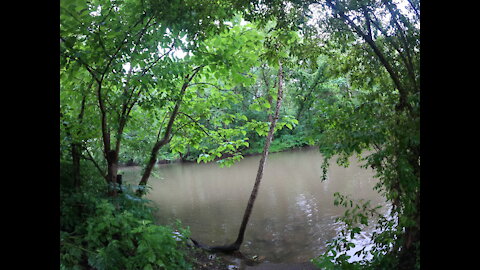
[{"left": 121, "top": 147, "right": 387, "bottom": 264}]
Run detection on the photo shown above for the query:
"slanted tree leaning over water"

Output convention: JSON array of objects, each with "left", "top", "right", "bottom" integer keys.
[{"left": 192, "top": 60, "right": 284, "bottom": 252}]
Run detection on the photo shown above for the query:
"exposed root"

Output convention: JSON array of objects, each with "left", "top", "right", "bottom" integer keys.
[{"left": 189, "top": 238, "right": 242, "bottom": 255}]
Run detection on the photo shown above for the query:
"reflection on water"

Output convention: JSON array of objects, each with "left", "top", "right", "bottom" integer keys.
[{"left": 121, "top": 147, "right": 387, "bottom": 263}]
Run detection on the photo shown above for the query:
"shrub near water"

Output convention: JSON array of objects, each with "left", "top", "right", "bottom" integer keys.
[{"left": 60, "top": 164, "right": 191, "bottom": 270}]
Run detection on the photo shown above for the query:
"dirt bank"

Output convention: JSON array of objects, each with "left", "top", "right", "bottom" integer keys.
[{"left": 187, "top": 247, "right": 318, "bottom": 270}]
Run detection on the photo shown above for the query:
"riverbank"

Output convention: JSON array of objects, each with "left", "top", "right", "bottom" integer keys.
[
  {"left": 187, "top": 248, "right": 231, "bottom": 270},
  {"left": 119, "top": 145, "right": 317, "bottom": 168},
  {"left": 187, "top": 247, "right": 318, "bottom": 270}
]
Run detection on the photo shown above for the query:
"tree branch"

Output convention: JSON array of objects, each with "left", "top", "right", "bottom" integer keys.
[
  {"left": 325, "top": 0, "right": 411, "bottom": 113},
  {"left": 137, "top": 65, "right": 204, "bottom": 191},
  {"left": 99, "top": 14, "right": 151, "bottom": 83},
  {"left": 178, "top": 112, "right": 211, "bottom": 137},
  {"left": 60, "top": 41, "right": 101, "bottom": 83},
  {"left": 81, "top": 145, "right": 108, "bottom": 181},
  {"left": 156, "top": 110, "right": 169, "bottom": 142},
  {"left": 407, "top": 0, "right": 420, "bottom": 19},
  {"left": 383, "top": 0, "right": 419, "bottom": 93},
  {"left": 362, "top": 5, "right": 373, "bottom": 40}
]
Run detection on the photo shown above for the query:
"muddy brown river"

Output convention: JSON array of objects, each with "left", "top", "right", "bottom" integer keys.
[{"left": 121, "top": 147, "right": 388, "bottom": 266}]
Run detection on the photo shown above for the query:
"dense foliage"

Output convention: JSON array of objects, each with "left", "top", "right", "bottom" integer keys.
[
  {"left": 61, "top": 0, "right": 420, "bottom": 269},
  {"left": 60, "top": 161, "right": 192, "bottom": 269},
  {"left": 307, "top": 1, "right": 420, "bottom": 269}
]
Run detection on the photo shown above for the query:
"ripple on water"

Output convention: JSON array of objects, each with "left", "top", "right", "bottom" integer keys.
[{"left": 121, "top": 148, "right": 388, "bottom": 263}]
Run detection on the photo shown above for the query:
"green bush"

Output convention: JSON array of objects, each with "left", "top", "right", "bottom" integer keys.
[{"left": 60, "top": 162, "right": 191, "bottom": 270}]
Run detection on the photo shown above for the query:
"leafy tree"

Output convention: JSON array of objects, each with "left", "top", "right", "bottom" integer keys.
[
  {"left": 188, "top": 20, "right": 305, "bottom": 252},
  {"left": 305, "top": 0, "right": 420, "bottom": 269},
  {"left": 61, "top": 0, "right": 181, "bottom": 195},
  {"left": 231, "top": 60, "right": 285, "bottom": 251},
  {"left": 134, "top": 18, "right": 265, "bottom": 194},
  {"left": 60, "top": 0, "right": 260, "bottom": 196},
  {"left": 60, "top": 67, "right": 97, "bottom": 189}
]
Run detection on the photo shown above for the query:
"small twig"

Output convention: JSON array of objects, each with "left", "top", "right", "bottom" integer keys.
[
  {"left": 140, "top": 42, "right": 175, "bottom": 76},
  {"left": 81, "top": 145, "right": 107, "bottom": 181},
  {"left": 178, "top": 112, "right": 211, "bottom": 137},
  {"left": 156, "top": 110, "right": 169, "bottom": 142},
  {"left": 188, "top": 82, "right": 227, "bottom": 91}
]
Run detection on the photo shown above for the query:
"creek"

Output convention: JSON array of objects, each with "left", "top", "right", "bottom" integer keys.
[{"left": 121, "top": 147, "right": 388, "bottom": 266}]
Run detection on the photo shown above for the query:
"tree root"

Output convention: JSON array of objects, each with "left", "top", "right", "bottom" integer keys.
[
  {"left": 189, "top": 238, "right": 265, "bottom": 267},
  {"left": 189, "top": 238, "right": 241, "bottom": 254}
]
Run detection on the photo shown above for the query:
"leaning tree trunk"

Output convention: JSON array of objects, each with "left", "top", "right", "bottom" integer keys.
[
  {"left": 193, "top": 62, "right": 284, "bottom": 252},
  {"left": 136, "top": 67, "right": 203, "bottom": 196},
  {"left": 232, "top": 62, "right": 284, "bottom": 249},
  {"left": 136, "top": 138, "right": 169, "bottom": 196}
]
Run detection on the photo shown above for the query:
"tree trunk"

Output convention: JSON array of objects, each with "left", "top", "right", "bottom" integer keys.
[
  {"left": 233, "top": 62, "right": 284, "bottom": 248},
  {"left": 71, "top": 143, "right": 82, "bottom": 190},
  {"left": 136, "top": 67, "right": 203, "bottom": 196},
  {"left": 325, "top": 0, "right": 412, "bottom": 114},
  {"left": 136, "top": 141, "right": 167, "bottom": 196},
  {"left": 194, "top": 62, "right": 284, "bottom": 253},
  {"left": 117, "top": 174, "right": 123, "bottom": 193},
  {"left": 397, "top": 206, "right": 420, "bottom": 270},
  {"left": 64, "top": 92, "right": 88, "bottom": 190},
  {"left": 106, "top": 150, "right": 119, "bottom": 197}
]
